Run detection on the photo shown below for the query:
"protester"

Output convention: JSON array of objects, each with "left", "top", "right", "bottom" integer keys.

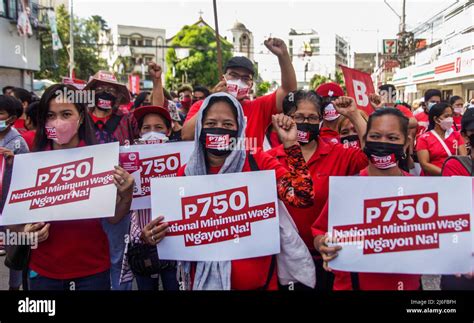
[
  {"left": 0, "top": 94, "right": 29, "bottom": 290},
  {"left": 415, "top": 89, "right": 442, "bottom": 137},
  {"left": 193, "top": 85, "right": 210, "bottom": 103},
  {"left": 21, "top": 101, "right": 39, "bottom": 150},
  {"left": 177, "top": 85, "right": 194, "bottom": 120},
  {"left": 84, "top": 71, "right": 139, "bottom": 290},
  {"left": 440, "top": 108, "right": 474, "bottom": 290},
  {"left": 6, "top": 84, "right": 135, "bottom": 291},
  {"left": 180, "top": 38, "right": 297, "bottom": 149},
  {"left": 268, "top": 91, "right": 368, "bottom": 290},
  {"left": 10, "top": 88, "right": 33, "bottom": 134},
  {"left": 119, "top": 105, "right": 179, "bottom": 290},
  {"left": 315, "top": 82, "right": 345, "bottom": 144},
  {"left": 416, "top": 102, "right": 467, "bottom": 176},
  {"left": 449, "top": 95, "right": 464, "bottom": 131},
  {"left": 141, "top": 92, "right": 314, "bottom": 290},
  {"left": 313, "top": 108, "right": 422, "bottom": 290},
  {"left": 338, "top": 109, "right": 368, "bottom": 149}
]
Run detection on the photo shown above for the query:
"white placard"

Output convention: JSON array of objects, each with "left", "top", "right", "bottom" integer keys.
[
  {"left": 328, "top": 176, "right": 473, "bottom": 275},
  {"left": 151, "top": 170, "right": 280, "bottom": 261},
  {"left": 1, "top": 142, "right": 119, "bottom": 225},
  {"left": 119, "top": 142, "right": 194, "bottom": 210}
]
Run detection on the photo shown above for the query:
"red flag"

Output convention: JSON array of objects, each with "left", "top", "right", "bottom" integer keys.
[{"left": 341, "top": 65, "right": 376, "bottom": 116}]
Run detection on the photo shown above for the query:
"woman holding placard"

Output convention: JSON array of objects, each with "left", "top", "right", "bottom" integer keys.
[
  {"left": 9, "top": 84, "right": 134, "bottom": 290},
  {"left": 142, "top": 92, "right": 315, "bottom": 290},
  {"left": 313, "top": 108, "right": 422, "bottom": 290}
]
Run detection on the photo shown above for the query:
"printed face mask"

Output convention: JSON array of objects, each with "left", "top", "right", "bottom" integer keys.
[
  {"left": 296, "top": 123, "right": 319, "bottom": 145},
  {"left": 340, "top": 135, "right": 360, "bottom": 149},
  {"left": 225, "top": 78, "right": 250, "bottom": 99},
  {"left": 45, "top": 118, "right": 80, "bottom": 145},
  {"left": 363, "top": 141, "right": 405, "bottom": 169},
  {"left": 323, "top": 103, "right": 340, "bottom": 121},
  {"left": 95, "top": 92, "right": 117, "bottom": 110},
  {"left": 199, "top": 127, "right": 238, "bottom": 156},
  {"left": 139, "top": 131, "right": 169, "bottom": 144}
]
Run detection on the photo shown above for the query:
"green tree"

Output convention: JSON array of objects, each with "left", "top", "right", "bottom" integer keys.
[
  {"left": 165, "top": 24, "right": 233, "bottom": 90},
  {"left": 309, "top": 70, "right": 346, "bottom": 92},
  {"left": 256, "top": 81, "right": 271, "bottom": 97},
  {"left": 37, "top": 5, "right": 108, "bottom": 81}
]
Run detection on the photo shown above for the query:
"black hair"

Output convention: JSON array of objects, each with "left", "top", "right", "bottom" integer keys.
[
  {"left": 178, "top": 85, "right": 193, "bottom": 95},
  {"left": 133, "top": 91, "right": 150, "bottom": 110},
  {"left": 137, "top": 113, "right": 171, "bottom": 131},
  {"left": 424, "top": 89, "right": 442, "bottom": 102},
  {"left": 364, "top": 108, "right": 409, "bottom": 143},
  {"left": 2, "top": 86, "right": 14, "bottom": 95},
  {"left": 34, "top": 84, "right": 98, "bottom": 151},
  {"left": 378, "top": 84, "right": 396, "bottom": 93},
  {"left": 428, "top": 102, "right": 452, "bottom": 131},
  {"left": 202, "top": 96, "right": 238, "bottom": 123},
  {"left": 12, "top": 87, "right": 33, "bottom": 104},
  {"left": 25, "top": 101, "right": 39, "bottom": 128},
  {"left": 193, "top": 86, "right": 210, "bottom": 98},
  {"left": 282, "top": 90, "right": 323, "bottom": 117},
  {"left": 449, "top": 95, "right": 463, "bottom": 106},
  {"left": 0, "top": 95, "right": 22, "bottom": 118}
]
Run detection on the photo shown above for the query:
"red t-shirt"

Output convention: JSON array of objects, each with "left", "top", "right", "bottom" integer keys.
[
  {"left": 29, "top": 140, "right": 110, "bottom": 280},
  {"left": 311, "top": 167, "right": 421, "bottom": 290},
  {"left": 415, "top": 112, "right": 429, "bottom": 137},
  {"left": 184, "top": 92, "right": 278, "bottom": 149},
  {"left": 21, "top": 130, "right": 36, "bottom": 151},
  {"left": 319, "top": 127, "right": 340, "bottom": 145},
  {"left": 441, "top": 157, "right": 471, "bottom": 176},
  {"left": 177, "top": 149, "right": 287, "bottom": 290},
  {"left": 267, "top": 139, "right": 368, "bottom": 249},
  {"left": 453, "top": 115, "right": 462, "bottom": 132},
  {"left": 13, "top": 119, "right": 27, "bottom": 134},
  {"left": 416, "top": 130, "right": 464, "bottom": 170}
]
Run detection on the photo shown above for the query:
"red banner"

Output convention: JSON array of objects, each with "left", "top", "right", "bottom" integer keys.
[{"left": 341, "top": 65, "right": 375, "bottom": 116}]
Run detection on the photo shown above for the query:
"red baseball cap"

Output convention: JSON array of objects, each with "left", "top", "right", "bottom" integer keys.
[
  {"left": 315, "top": 82, "right": 344, "bottom": 98},
  {"left": 133, "top": 105, "right": 172, "bottom": 125}
]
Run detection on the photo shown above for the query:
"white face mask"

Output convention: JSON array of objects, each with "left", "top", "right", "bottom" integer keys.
[
  {"left": 225, "top": 78, "right": 250, "bottom": 99},
  {"left": 139, "top": 131, "right": 168, "bottom": 144}
]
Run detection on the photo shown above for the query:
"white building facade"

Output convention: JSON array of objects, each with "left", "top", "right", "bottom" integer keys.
[{"left": 392, "top": 0, "right": 474, "bottom": 103}]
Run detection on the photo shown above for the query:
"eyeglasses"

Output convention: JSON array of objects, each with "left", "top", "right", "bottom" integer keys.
[
  {"left": 291, "top": 114, "right": 321, "bottom": 124},
  {"left": 226, "top": 71, "right": 253, "bottom": 83}
]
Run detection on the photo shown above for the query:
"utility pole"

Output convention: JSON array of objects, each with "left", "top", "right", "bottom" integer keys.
[
  {"left": 213, "top": 0, "right": 223, "bottom": 76},
  {"left": 69, "top": 0, "right": 74, "bottom": 78}
]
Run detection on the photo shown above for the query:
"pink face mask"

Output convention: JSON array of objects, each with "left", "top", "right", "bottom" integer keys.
[{"left": 45, "top": 118, "right": 80, "bottom": 145}]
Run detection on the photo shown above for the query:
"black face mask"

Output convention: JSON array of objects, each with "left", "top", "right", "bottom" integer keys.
[
  {"left": 296, "top": 123, "right": 319, "bottom": 145},
  {"left": 199, "top": 127, "right": 238, "bottom": 157},
  {"left": 95, "top": 92, "right": 117, "bottom": 111},
  {"left": 363, "top": 141, "right": 405, "bottom": 169},
  {"left": 340, "top": 135, "right": 360, "bottom": 148}
]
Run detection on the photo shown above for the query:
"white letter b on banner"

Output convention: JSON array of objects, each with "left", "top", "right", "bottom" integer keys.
[{"left": 353, "top": 80, "right": 368, "bottom": 106}]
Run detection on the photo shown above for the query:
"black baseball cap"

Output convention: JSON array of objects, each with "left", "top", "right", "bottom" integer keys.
[
  {"left": 224, "top": 56, "right": 254, "bottom": 75},
  {"left": 461, "top": 108, "right": 474, "bottom": 132}
]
